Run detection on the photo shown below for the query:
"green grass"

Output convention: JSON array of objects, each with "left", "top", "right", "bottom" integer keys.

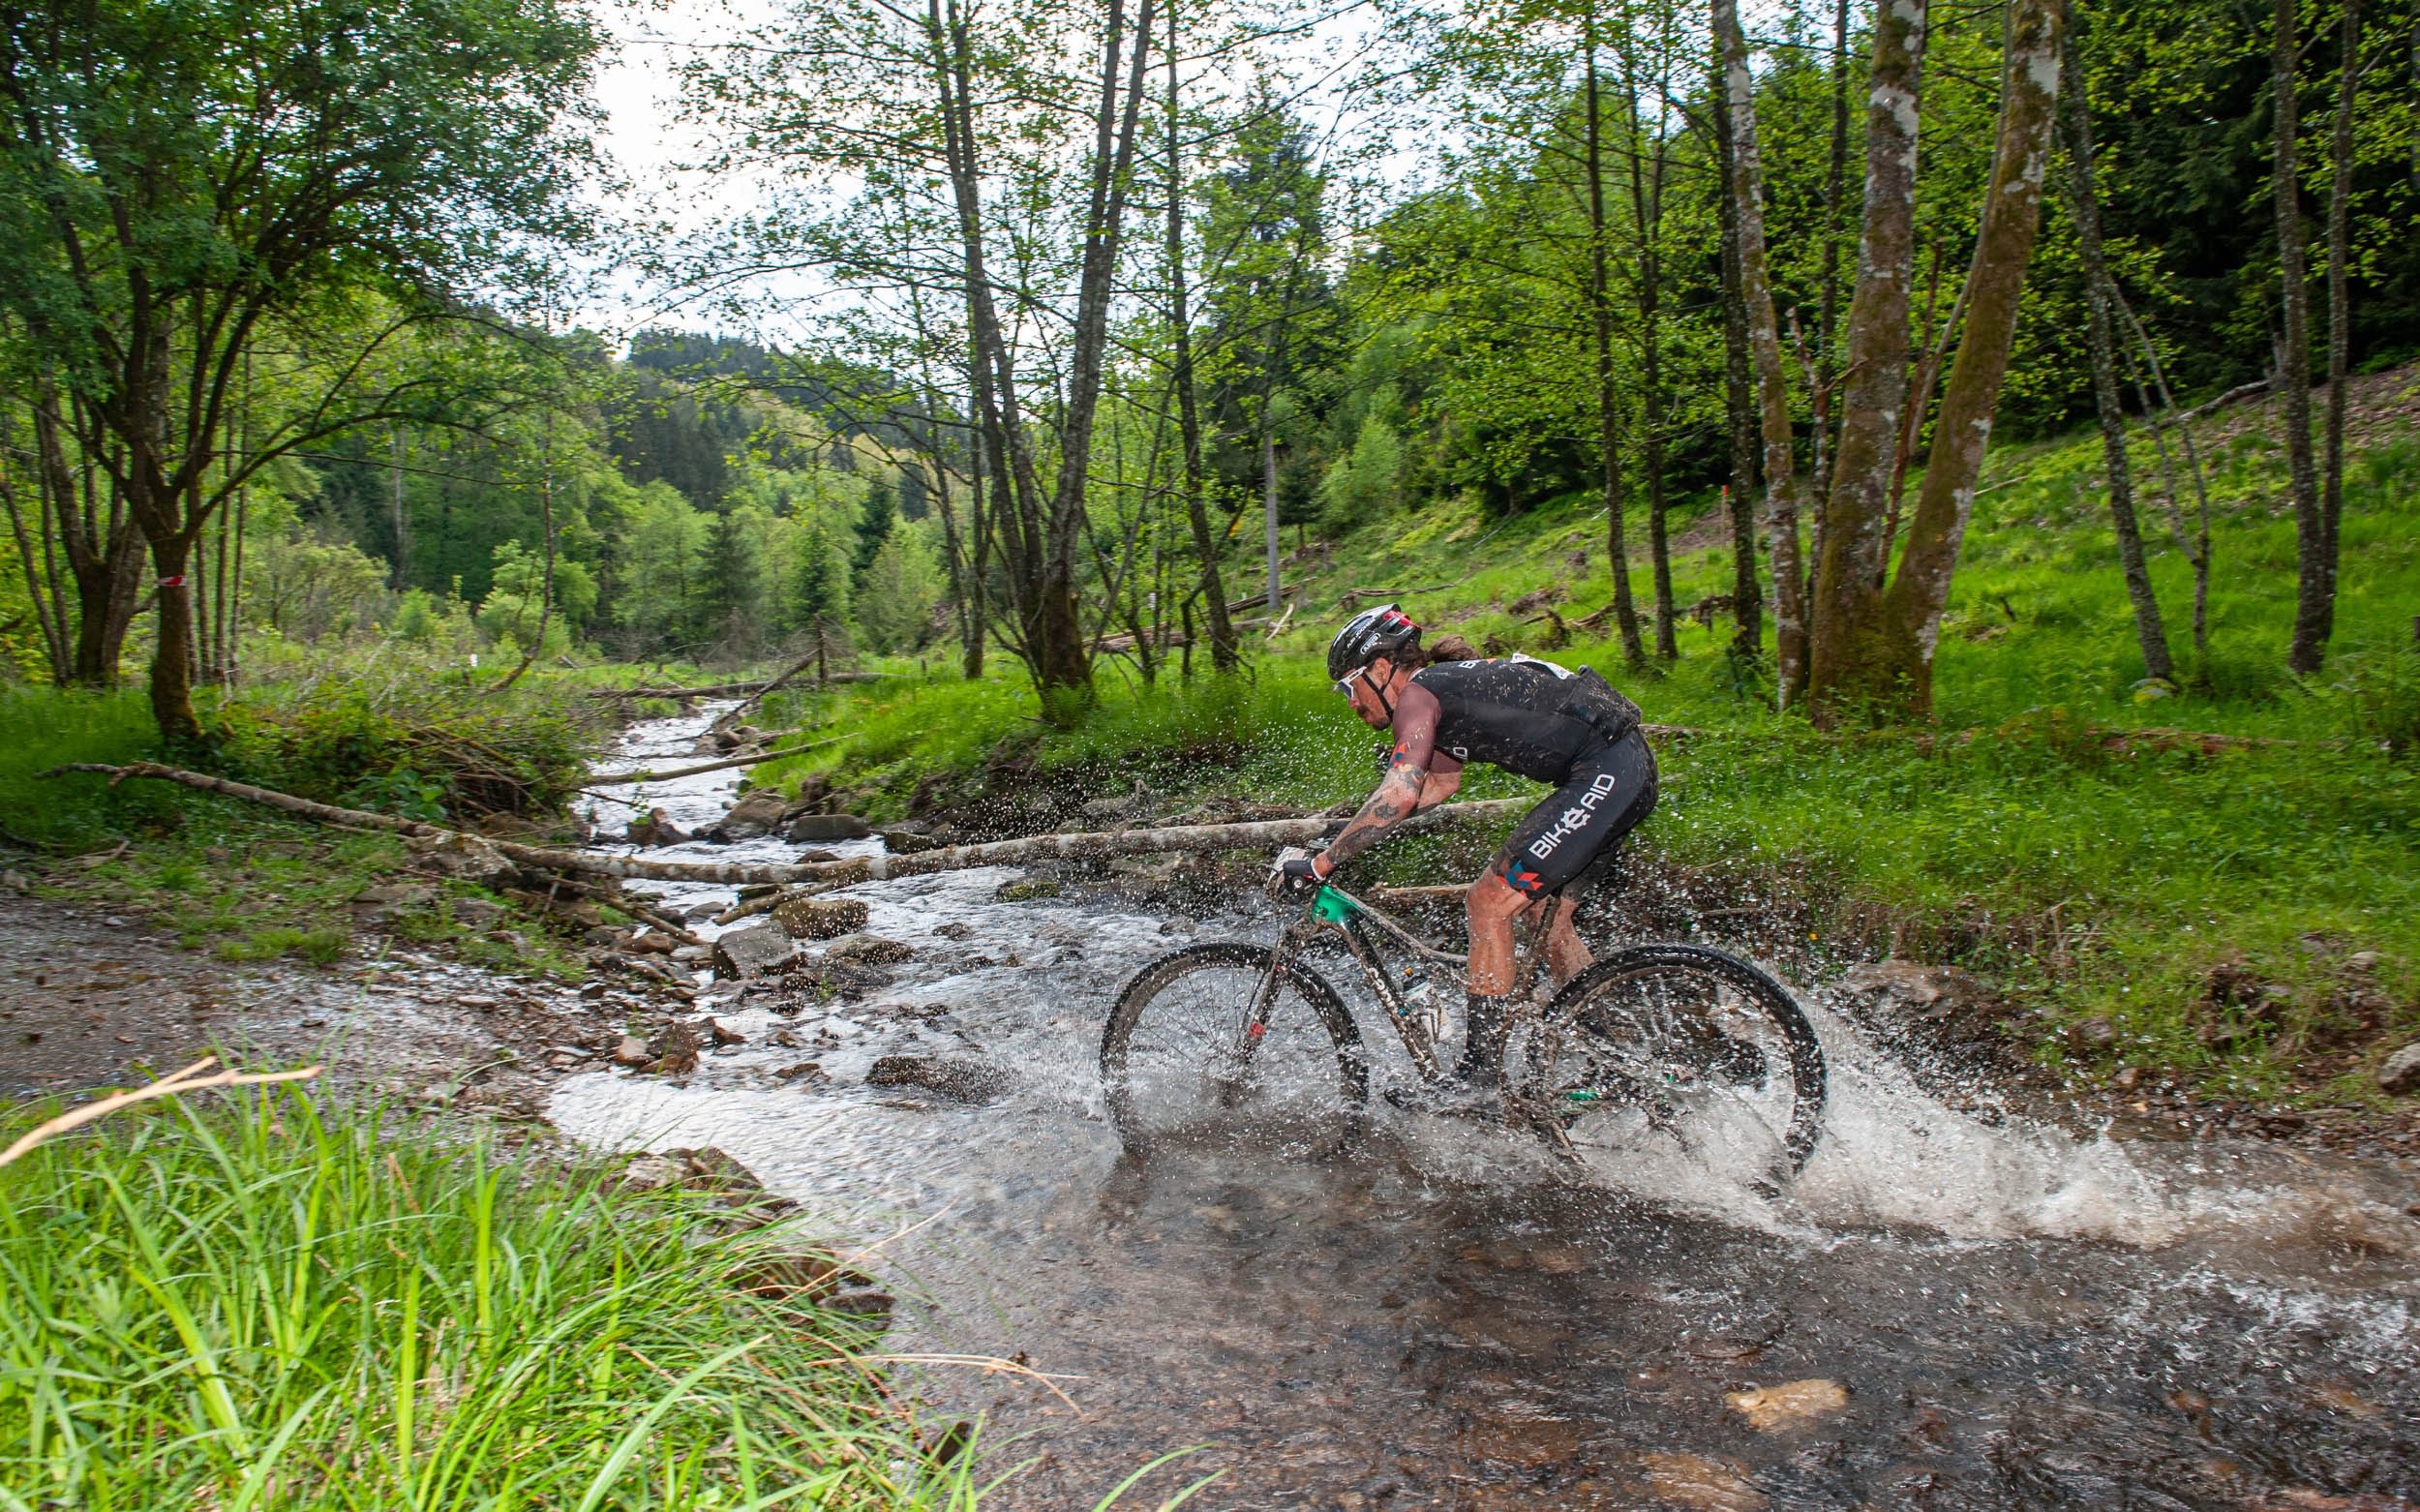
[{"left": 0, "top": 1091, "right": 984, "bottom": 1511}]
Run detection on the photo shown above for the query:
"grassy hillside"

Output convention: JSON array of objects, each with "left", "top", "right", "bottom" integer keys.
[{"left": 752, "top": 371, "right": 2420, "bottom": 1117}]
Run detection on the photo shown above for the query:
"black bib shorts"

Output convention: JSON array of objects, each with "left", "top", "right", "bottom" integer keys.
[{"left": 1494, "top": 728, "right": 1658, "bottom": 898}]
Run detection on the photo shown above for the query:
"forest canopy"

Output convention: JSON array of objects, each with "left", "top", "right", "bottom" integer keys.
[{"left": 2, "top": 0, "right": 2412, "bottom": 729}]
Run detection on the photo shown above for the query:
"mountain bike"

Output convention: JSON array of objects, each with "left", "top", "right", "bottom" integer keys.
[{"left": 1099, "top": 863, "right": 1827, "bottom": 1182}]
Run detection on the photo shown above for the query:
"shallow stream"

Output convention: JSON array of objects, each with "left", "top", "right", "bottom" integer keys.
[{"left": 559, "top": 706, "right": 2419, "bottom": 1510}]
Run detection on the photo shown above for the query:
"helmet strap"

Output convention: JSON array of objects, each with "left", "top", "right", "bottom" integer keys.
[{"left": 1370, "top": 658, "right": 1398, "bottom": 723}]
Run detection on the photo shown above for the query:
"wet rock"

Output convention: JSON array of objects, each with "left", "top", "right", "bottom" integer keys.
[
  {"left": 681, "top": 900, "right": 724, "bottom": 922},
  {"left": 782, "top": 959, "right": 894, "bottom": 1002},
  {"left": 786, "top": 813, "right": 873, "bottom": 842},
  {"left": 774, "top": 1060, "right": 827, "bottom": 1082},
  {"left": 581, "top": 982, "right": 610, "bottom": 1001},
  {"left": 615, "top": 953, "right": 678, "bottom": 985},
  {"left": 613, "top": 1034, "right": 651, "bottom": 1066},
  {"left": 876, "top": 828, "right": 947, "bottom": 854},
  {"left": 406, "top": 832, "right": 518, "bottom": 887},
  {"left": 1725, "top": 1378, "right": 1849, "bottom": 1432},
  {"left": 583, "top": 926, "right": 622, "bottom": 948},
  {"left": 348, "top": 884, "right": 433, "bottom": 920},
  {"left": 825, "top": 1287, "right": 894, "bottom": 1321},
  {"left": 450, "top": 896, "right": 508, "bottom": 927},
  {"left": 826, "top": 934, "right": 914, "bottom": 965},
  {"left": 1629, "top": 1452, "right": 1768, "bottom": 1512},
  {"left": 652, "top": 1021, "right": 701, "bottom": 1075},
  {"left": 662, "top": 1144, "right": 764, "bottom": 1195},
  {"left": 736, "top": 1251, "right": 862, "bottom": 1304},
  {"left": 865, "top": 1054, "right": 1012, "bottom": 1104},
  {"left": 618, "top": 1154, "right": 686, "bottom": 1193},
  {"left": 2378, "top": 1043, "right": 2420, "bottom": 1097},
  {"left": 931, "top": 922, "right": 974, "bottom": 941},
  {"left": 772, "top": 896, "right": 869, "bottom": 940},
  {"left": 713, "top": 923, "right": 800, "bottom": 980},
  {"left": 708, "top": 1017, "right": 746, "bottom": 1046},
  {"left": 623, "top": 809, "right": 689, "bottom": 846},
  {"left": 709, "top": 790, "right": 790, "bottom": 843},
  {"left": 671, "top": 945, "right": 709, "bottom": 962},
  {"left": 2068, "top": 1016, "right": 2118, "bottom": 1054},
  {"left": 993, "top": 878, "right": 1063, "bottom": 902}
]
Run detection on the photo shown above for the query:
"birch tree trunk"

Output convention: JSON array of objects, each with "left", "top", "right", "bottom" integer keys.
[
  {"left": 1716, "top": 0, "right": 1806, "bottom": 703},
  {"left": 2274, "top": 0, "right": 2327, "bottom": 675},
  {"left": 1165, "top": 0, "right": 1238, "bottom": 674},
  {"left": 1709, "top": 70, "right": 1765, "bottom": 661},
  {"left": 1807, "top": 0, "right": 1927, "bottom": 725},
  {"left": 1039, "top": 0, "right": 1160, "bottom": 706},
  {"left": 2058, "top": 3, "right": 2173, "bottom": 683},
  {"left": 1618, "top": 41, "right": 1678, "bottom": 661},
  {"left": 1584, "top": 21, "right": 1646, "bottom": 667},
  {"left": 1878, "top": 0, "right": 2064, "bottom": 717},
  {"left": 2318, "top": 0, "right": 2362, "bottom": 668}
]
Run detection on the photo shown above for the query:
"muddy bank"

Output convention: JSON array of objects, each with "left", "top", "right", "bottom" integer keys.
[{"left": 0, "top": 873, "right": 702, "bottom": 1118}]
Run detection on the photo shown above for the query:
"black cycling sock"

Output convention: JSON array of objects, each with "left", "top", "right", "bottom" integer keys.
[{"left": 1456, "top": 993, "right": 1510, "bottom": 1087}]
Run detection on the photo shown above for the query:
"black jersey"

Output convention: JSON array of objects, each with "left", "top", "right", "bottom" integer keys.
[{"left": 1407, "top": 655, "right": 1644, "bottom": 783}]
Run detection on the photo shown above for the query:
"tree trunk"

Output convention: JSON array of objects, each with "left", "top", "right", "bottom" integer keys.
[
  {"left": 68, "top": 758, "right": 1536, "bottom": 889},
  {"left": 1710, "top": 63, "right": 1765, "bottom": 662},
  {"left": 933, "top": 0, "right": 1049, "bottom": 677},
  {"left": 1584, "top": 22, "right": 1646, "bottom": 666},
  {"left": 1817, "top": 0, "right": 1851, "bottom": 490},
  {"left": 146, "top": 529, "right": 202, "bottom": 744},
  {"left": 1809, "top": 0, "right": 1852, "bottom": 608},
  {"left": 1165, "top": 0, "right": 1236, "bottom": 674},
  {"left": 1807, "top": 0, "right": 1927, "bottom": 725},
  {"left": 1621, "top": 72, "right": 1677, "bottom": 661},
  {"left": 389, "top": 425, "right": 409, "bottom": 591},
  {"left": 2318, "top": 0, "right": 2361, "bottom": 664},
  {"left": 1717, "top": 0, "right": 1807, "bottom": 703},
  {"left": 1262, "top": 427, "right": 1282, "bottom": 614},
  {"left": 0, "top": 434, "right": 71, "bottom": 685},
  {"left": 494, "top": 417, "right": 558, "bottom": 691},
  {"left": 1877, "top": 0, "right": 2064, "bottom": 718},
  {"left": 2059, "top": 2, "right": 2173, "bottom": 684},
  {"left": 2275, "top": 0, "right": 2326, "bottom": 674},
  {"left": 33, "top": 399, "right": 147, "bottom": 687},
  {"left": 1036, "top": 0, "right": 1159, "bottom": 708}
]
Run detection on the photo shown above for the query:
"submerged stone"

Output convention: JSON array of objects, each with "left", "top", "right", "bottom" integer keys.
[{"left": 1725, "top": 1378, "right": 1849, "bottom": 1432}]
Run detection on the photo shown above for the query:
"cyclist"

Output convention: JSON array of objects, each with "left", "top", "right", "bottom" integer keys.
[{"left": 1276, "top": 604, "right": 1657, "bottom": 1098}]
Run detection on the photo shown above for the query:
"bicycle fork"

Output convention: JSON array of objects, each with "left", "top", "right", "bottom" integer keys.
[{"left": 1215, "top": 922, "right": 1311, "bottom": 1107}]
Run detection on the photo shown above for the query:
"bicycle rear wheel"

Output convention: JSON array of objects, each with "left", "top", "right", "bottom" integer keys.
[
  {"left": 1507, "top": 943, "right": 1826, "bottom": 1180},
  {"left": 1100, "top": 942, "right": 1368, "bottom": 1159}
]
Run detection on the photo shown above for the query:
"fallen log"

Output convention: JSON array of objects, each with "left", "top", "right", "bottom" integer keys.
[
  {"left": 709, "top": 649, "right": 825, "bottom": 737},
  {"left": 586, "top": 675, "right": 884, "bottom": 700},
  {"left": 40, "top": 762, "right": 1531, "bottom": 887},
  {"left": 711, "top": 880, "right": 848, "bottom": 926},
  {"left": 588, "top": 734, "right": 851, "bottom": 786},
  {"left": 537, "top": 874, "right": 710, "bottom": 948}
]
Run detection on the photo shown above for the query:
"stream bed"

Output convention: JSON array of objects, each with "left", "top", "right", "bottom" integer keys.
[{"left": 560, "top": 706, "right": 2420, "bottom": 1510}]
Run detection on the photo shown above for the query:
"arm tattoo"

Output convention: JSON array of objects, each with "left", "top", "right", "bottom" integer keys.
[{"left": 1322, "top": 757, "right": 1428, "bottom": 871}]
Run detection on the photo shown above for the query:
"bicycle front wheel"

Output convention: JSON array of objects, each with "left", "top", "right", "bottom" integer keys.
[
  {"left": 1100, "top": 942, "right": 1368, "bottom": 1159},
  {"left": 1508, "top": 944, "right": 1826, "bottom": 1180}
]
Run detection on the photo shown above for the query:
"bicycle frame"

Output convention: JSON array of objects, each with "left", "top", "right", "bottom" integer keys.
[{"left": 1225, "top": 880, "right": 1564, "bottom": 1090}]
